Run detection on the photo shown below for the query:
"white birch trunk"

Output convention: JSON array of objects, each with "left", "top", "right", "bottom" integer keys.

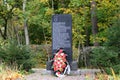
[{"left": 23, "top": 0, "right": 29, "bottom": 45}]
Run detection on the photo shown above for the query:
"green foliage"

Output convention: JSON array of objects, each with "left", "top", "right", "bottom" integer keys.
[
  {"left": 33, "top": 51, "right": 47, "bottom": 68},
  {"left": 0, "top": 0, "right": 119, "bottom": 45},
  {"left": 90, "top": 47, "right": 117, "bottom": 67},
  {"left": 0, "top": 40, "right": 35, "bottom": 71},
  {"left": 89, "top": 0, "right": 120, "bottom": 74},
  {"left": 0, "top": 0, "right": 120, "bottom": 74},
  {"left": 0, "top": 0, "right": 23, "bottom": 39},
  {"left": 90, "top": 16, "right": 120, "bottom": 74},
  {"left": 29, "top": 24, "right": 44, "bottom": 44},
  {"left": 0, "top": 0, "right": 22, "bottom": 19},
  {"left": 32, "top": 45, "right": 49, "bottom": 68},
  {"left": 104, "top": 19, "right": 120, "bottom": 49},
  {"left": 26, "top": 0, "right": 52, "bottom": 44},
  {"left": 90, "top": 47, "right": 120, "bottom": 74}
]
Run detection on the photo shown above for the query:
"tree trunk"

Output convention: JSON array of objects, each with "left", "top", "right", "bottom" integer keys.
[
  {"left": 0, "top": 29, "right": 5, "bottom": 39},
  {"left": 4, "top": 19, "right": 7, "bottom": 39},
  {"left": 14, "top": 17, "right": 20, "bottom": 45},
  {"left": 85, "top": 27, "right": 90, "bottom": 46},
  {"left": 23, "top": 0, "right": 29, "bottom": 45},
  {"left": 0, "top": 18, "right": 8, "bottom": 39},
  {"left": 91, "top": 0, "right": 99, "bottom": 46}
]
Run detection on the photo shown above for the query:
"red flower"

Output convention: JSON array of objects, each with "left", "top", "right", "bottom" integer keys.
[{"left": 53, "top": 50, "right": 67, "bottom": 72}]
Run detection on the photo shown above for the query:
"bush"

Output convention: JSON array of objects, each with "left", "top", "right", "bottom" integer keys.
[
  {"left": 30, "top": 45, "right": 48, "bottom": 68},
  {"left": 33, "top": 52, "right": 47, "bottom": 68},
  {"left": 104, "top": 18, "right": 120, "bottom": 50},
  {"left": 90, "top": 47, "right": 120, "bottom": 74},
  {"left": 90, "top": 19, "right": 120, "bottom": 74},
  {"left": 0, "top": 40, "right": 35, "bottom": 71}
]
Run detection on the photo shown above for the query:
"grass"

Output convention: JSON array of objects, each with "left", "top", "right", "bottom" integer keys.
[
  {"left": 94, "top": 74, "right": 120, "bottom": 80},
  {"left": 0, "top": 63, "right": 24, "bottom": 80},
  {"left": 0, "top": 63, "right": 120, "bottom": 80},
  {"left": 93, "top": 68, "right": 120, "bottom": 80}
]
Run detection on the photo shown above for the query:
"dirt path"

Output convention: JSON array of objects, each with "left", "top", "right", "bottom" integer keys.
[
  {"left": 24, "top": 69, "right": 98, "bottom": 80},
  {"left": 25, "top": 73, "right": 96, "bottom": 80}
]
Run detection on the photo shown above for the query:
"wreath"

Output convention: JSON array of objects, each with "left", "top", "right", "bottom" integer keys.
[{"left": 52, "top": 49, "right": 70, "bottom": 77}]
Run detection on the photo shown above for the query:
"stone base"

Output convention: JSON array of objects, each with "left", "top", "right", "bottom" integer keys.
[
  {"left": 70, "top": 61, "right": 78, "bottom": 71},
  {"left": 46, "top": 61, "right": 53, "bottom": 70}
]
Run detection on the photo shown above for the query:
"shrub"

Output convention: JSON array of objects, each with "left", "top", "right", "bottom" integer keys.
[
  {"left": 90, "top": 19, "right": 120, "bottom": 74},
  {"left": 0, "top": 40, "right": 35, "bottom": 71},
  {"left": 104, "top": 19, "right": 120, "bottom": 50},
  {"left": 30, "top": 45, "right": 48, "bottom": 68},
  {"left": 33, "top": 52, "right": 47, "bottom": 68},
  {"left": 90, "top": 47, "right": 120, "bottom": 74}
]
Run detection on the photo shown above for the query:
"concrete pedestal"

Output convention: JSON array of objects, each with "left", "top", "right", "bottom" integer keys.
[{"left": 70, "top": 61, "right": 78, "bottom": 71}]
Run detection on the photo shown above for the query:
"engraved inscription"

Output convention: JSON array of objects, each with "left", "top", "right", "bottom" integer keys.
[{"left": 53, "top": 22, "right": 71, "bottom": 49}]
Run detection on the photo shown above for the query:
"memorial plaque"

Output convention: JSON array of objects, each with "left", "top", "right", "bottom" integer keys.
[{"left": 52, "top": 14, "right": 72, "bottom": 62}]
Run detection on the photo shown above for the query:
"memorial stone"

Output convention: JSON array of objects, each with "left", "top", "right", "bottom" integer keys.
[{"left": 52, "top": 14, "right": 72, "bottom": 62}]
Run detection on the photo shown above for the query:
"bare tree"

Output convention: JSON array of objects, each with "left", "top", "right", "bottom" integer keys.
[{"left": 91, "top": 0, "right": 99, "bottom": 46}]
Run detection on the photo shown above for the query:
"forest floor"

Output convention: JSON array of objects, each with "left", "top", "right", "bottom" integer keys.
[
  {"left": 24, "top": 68, "right": 99, "bottom": 80},
  {"left": 25, "top": 73, "right": 93, "bottom": 80}
]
